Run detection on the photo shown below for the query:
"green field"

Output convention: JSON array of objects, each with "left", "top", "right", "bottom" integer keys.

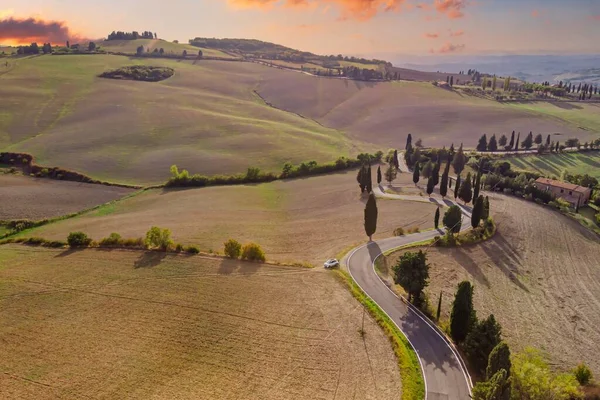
[
  {"left": 98, "top": 39, "right": 236, "bottom": 58},
  {"left": 504, "top": 151, "right": 600, "bottom": 179},
  {"left": 506, "top": 101, "right": 600, "bottom": 134},
  {"left": 0, "top": 54, "right": 362, "bottom": 185}
]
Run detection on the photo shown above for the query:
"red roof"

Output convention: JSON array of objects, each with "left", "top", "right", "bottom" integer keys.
[{"left": 535, "top": 178, "right": 590, "bottom": 194}]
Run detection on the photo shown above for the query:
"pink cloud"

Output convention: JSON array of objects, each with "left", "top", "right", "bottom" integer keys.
[
  {"left": 424, "top": 32, "right": 440, "bottom": 39},
  {"left": 431, "top": 42, "right": 465, "bottom": 53},
  {"left": 434, "top": 0, "right": 467, "bottom": 19},
  {"left": 449, "top": 29, "right": 464, "bottom": 36}
]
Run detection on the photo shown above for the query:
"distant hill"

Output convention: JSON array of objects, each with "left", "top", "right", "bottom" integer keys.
[
  {"left": 188, "top": 37, "right": 391, "bottom": 68},
  {"left": 98, "top": 39, "right": 236, "bottom": 59}
]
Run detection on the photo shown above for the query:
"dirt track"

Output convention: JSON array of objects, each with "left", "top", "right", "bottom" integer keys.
[
  {"left": 0, "top": 246, "right": 400, "bottom": 399},
  {"left": 383, "top": 193, "right": 600, "bottom": 373}
]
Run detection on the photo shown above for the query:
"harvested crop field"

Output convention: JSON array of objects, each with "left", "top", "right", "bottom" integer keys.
[
  {"left": 0, "top": 245, "right": 401, "bottom": 399},
  {"left": 0, "top": 174, "right": 134, "bottom": 220},
  {"left": 257, "top": 78, "right": 594, "bottom": 149},
  {"left": 379, "top": 193, "right": 600, "bottom": 373},
  {"left": 504, "top": 151, "right": 600, "bottom": 179},
  {"left": 0, "top": 55, "right": 358, "bottom": 185},
  {"left": 17, "top": 170, "right": 437, "bottom": 265}
]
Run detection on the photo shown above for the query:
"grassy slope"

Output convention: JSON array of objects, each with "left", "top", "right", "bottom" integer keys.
[
  {"left": 257, "top": 78, "right": 598, "bottom": 149},
  {"left": 0, "top": 54, "right": 362, "bottom": 185},
  {"left": 504, "top": 151, "right": 600, "bottom": 179},
  {"left": 98, "top": 39, "right": 235, "bottom": 58},
  {"left": 506, "top": 101, "right": 600, "bottom": 133},
  {"left": 13, "top": 170, "right": 437, "bottom": 265},
  {"left": 0, "top": 245, "right": 402, "bottom": 399}
]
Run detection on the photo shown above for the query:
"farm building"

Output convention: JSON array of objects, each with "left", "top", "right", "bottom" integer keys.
[{"left": 535, "top": 177, "right": 592, "bottom": 209}]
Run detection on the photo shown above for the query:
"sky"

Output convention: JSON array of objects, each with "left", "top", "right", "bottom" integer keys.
[{"left": 1, "top": 0, "right": 600, "bottom": 56}]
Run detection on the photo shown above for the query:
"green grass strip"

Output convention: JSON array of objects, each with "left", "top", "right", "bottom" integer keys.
[{"left": 334, "top": 270, "right": 425, "bottom": 400}]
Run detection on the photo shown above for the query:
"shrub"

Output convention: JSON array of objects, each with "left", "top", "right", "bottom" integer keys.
[
  {"left": 241, "top": 243, "right": 266, "bottom": 262},
  {"left": 574, "top": 363, "right": 593, "bottom": 386},
  {"left": 185, "top": 245, "right": 200, "bottom": 254},
  {"left": 99, "top": 232, "right": 122, "bottom": 247},
  {"left": 224, "top": 239, "right": 242, "bottom": 258},
  {"left": 596, "top": 213, "right": 600, "bottom": 226},
  {"left": 45, "top": 240, "right": 67, "bottom": 248},
  {"left": 175, "top": 243, "right": 184, "bottom": 252},
  {"left": 393, "top": 227, "right": 405, "bottom": 236},
  {"left": 122, "top": 238, "right": 144, "bottom": 248},
  {"left": 144, "top": 226, "right": 173, "bottom": 251},
  {"left": 67, "top": 231, "right": 92, "bottom": 247},
  {"left": 406, "top": 226, "right": 420, "bottom": 234},
  {"left": 24, "top": 237, "right": 47, "bottom": 245}
]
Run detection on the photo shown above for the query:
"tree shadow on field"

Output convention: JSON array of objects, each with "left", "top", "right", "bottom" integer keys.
[
  {"left": 367, "top": 241, "right": 382, "bottom": 263},
  {"left": 578, "top": 154, "right": 600, "bottom": 169},
  {"left": 55, "top": 248, "right": 87, "bottom": 257},
  {"left": 550, "top": 102, "right": 583, "bottom": 110},
  {"left": 479, "top": 230, "right": 529, "bottom": 291},
  {"left": 449, "top": 248, "right": 490, "bottom": 288},
  {"left": 218, "top": 258, "right": 261, "bottom": 275},
  {"left": 218, "top": 258, "right": 239, "bottom": 275},
  {"left": 134, "top": 251, "right": 167, "bottom": 269}
]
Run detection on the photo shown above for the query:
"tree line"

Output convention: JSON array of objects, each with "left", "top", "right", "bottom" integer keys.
[{"left": 107, "top": 31, "right": 157, "bottom": 40}]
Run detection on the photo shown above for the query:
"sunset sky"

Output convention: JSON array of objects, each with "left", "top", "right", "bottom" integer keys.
[{"left": 1, "top": 0, "right": 599, "bottom": 56}]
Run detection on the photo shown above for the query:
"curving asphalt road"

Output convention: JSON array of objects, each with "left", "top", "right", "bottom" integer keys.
[{"left": 342, "top": 154, "right": 474, "bottom": 399}]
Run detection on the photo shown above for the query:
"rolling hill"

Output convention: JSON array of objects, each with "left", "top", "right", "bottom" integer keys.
[{"left": 98, "top": 38, "right": 236, "bottom": 59}]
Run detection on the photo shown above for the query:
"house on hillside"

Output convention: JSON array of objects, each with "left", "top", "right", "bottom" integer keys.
[{"left": 534, "top": 178, "right": 592, "bottom": 209}]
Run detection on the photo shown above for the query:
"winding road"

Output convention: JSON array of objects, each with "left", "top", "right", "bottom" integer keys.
[{"left": 342, "top": 155, "right": 473, "bottom": 399}]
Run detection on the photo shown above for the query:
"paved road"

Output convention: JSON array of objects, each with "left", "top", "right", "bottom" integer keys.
[{"left": 343, "top": 153, "right": 473, "bottom": 399}]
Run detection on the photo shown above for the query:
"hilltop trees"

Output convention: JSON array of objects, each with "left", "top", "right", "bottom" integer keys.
[
  {"left": 107, "top": 30, "right": 155, "bottom": 40},
  {"left": 488, "top": 135, "right": 498, "bottom": 152},
  {"left": 477, "top": 134, "right": 488, "bottom": 152},
  {"left": 364, "top": 193, "right": 378, "bottom": 241},
  {"left": 393, "top": 250, "right": 430, "bottom": 304},
  {"left": 450, "top": 281, "right": 476, "bottom": 343}
]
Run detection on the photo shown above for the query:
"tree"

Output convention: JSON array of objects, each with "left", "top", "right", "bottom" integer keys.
[
  {"left": 434, "top": 207, "right": 440, "bottom": 229},
  {"left": 436, "top": 291, "right": 443, "bottom": 321},
  {"left": 366, "top": 165, "right": 373, "bottom": 193},
  {"left": 412, "top": 162, "right": 420, "bottom": 185},
  {"left": 522, "top": 131, "right": 533, "bottom": 149},
  {"left": 503, "top": 76, "right": 511, "bottom": 91},
  {"left": 410, "top": 147, "right": 421, "bottom": 168},
  {"left": 487, "top": 342, "right": 511, "bottom": 380},
  {"left": 488, "top": 134, "right": 498, "bottom": 152},
  {"left": 405, "top": 134, "right": 412, "bottom": 151},
  {"left": 67, "top": 231, "right": 92, "bottom": 247},
  {"left": 182, "top": 50, "right": 188, "bottom": 57},
  {"left": 464, "top": 314, "right": 502, "bottom": 374},
  {"left": 241, "top": 243, "right": 266, "bottom": 261},
  {"left": 498, "top": 134, "right": 507, "bottom": 147},
  {"left": 440, "top": 162, "right": 450, "bottom": 197},
  {"left": 136, "top": 45, "right": 144, "bottom": 55},
  {"left": 452, "top": 143, "right": 467, "bottom": 175},
  {"left": 364, "top": 193, "right": 378, "bottom": 241},
  {"left": 159, "top": 48, "right": 164, "bottom": 55},
  {"left": 66, "top": 40, "right": 70, "bottom": 48},
  {"left": 377, "top": 165, "right": 382, "bottom": 185},
  {"left": 443, "top": 205, "right": 462, "bottom": 234},
  {"left": 482, "top": 196, "right": 490, "bottom": 220},
  {"left": 88, "top": 42, "right": 96, "bottom": 52},
  {"left": 514, "top": 132, "right": 520, "bottom": 150},
  {"left": 144, "top": 226, "right": 173, "bottom": 251},
  {"left": 459, "top": 172, "right": 473, "bottom": 204},
  {"left": 393, "top": 250, "right": 429, "bottom": 303},
  {"left": 534, "top": 133, "right": 543, "bottom": 145},
  {"left": 421, "top": 160, "right": 433, "bottom": 179},
  {"left": 454, "top": 175, "right": 461, "bottom": 199},
  {"left": 508, "top": 131, "right": 515, "bottom": 149},
  {"left": 385, "top": 162, "right": 397, "bottom": 185},
  {"left": 224, "top": 239, "right": 242, "bottom": 258},
  {"left": 356, "top": 166, "right": 366, "bottom": 192},
  {"left": 426, "top": 175, "right": 435, "bottom": 196},
  {"left": 415, "top": 138, "right": 423, "bottom": 148},
  {"left": 546, "top": 134, "right": 551, "bottom": 147},
  {"left": 432, "top": 161, "right": 441, "bottom": 187},
  {"left": 450, "top": 281, "right": 476, "bottom": 343},
  {"left": 555, "top": 141, "right": 560, "bottom": 152},
  {"left": 492, "top": 75, "right": 497, "bottom": 91},
  {"left": 471, "top": 195, "right": 484, "bottom": 228},
  {"left": 477, "top": 134, "right": 488, "bottom": 152},
  {"left": 393, "top": 149, "right": 399, "bottom": 169},
  {"left": 473, "top": 171, "right": 482, "bottom": 204},
  {"left": 450, "top": 76, "right": 454, "bottom": 87},
  {"left": 198, "top": 49, "right": 203, "bottom": 58},
  {"left": 472, "top": 369, "right": 510, "bottom": 400}
]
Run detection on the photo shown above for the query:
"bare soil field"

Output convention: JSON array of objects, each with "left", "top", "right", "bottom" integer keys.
[
  {"left": 257, "top": 78, "right": 594, "bottom": 149},
  {"left": 17, "top": 170, "right": 437, "bottom": 265},
  {"left": 0, "top": 245, "right": 401, "bottom": 399},
  {"left": 0, "top": 55, "right": 360, "bottom": 185},
  {"left": 379, "top": 193, "right": 600, "bottom": 373},
  {"left": 0, "top": 174, "right": 134, "bottom": 220}
]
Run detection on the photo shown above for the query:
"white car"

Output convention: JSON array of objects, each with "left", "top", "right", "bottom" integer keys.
[{"left": 324, "top": 258, "right": 340, "bottom": 269}]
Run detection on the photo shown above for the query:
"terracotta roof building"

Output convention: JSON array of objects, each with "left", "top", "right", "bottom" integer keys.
[{"left": 534, "top": 177, "right": 592, "bottom": 208}]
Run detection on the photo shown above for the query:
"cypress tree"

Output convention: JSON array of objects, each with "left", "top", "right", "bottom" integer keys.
[
  {"left": 436, "top": 291, "right": 443, "bottom": 321},
  {"left": 434, "top": 207, "right": 440, "bottom": 229},
  {"left": 377, "top": 165, "right": 382, "bottom": 185},
  {"left": 473, "top": 171, "right": 481, "bottom": 204},
  {"left": 555, "top": 141, "right": 560, "bottom": 152},
  {"left": 477, "top": 134, "right": 488, "bottom": 151},
  {"left": 432, "top": 161, "right": 441, "bottom": 187},
  {"left": 443, "top": 205, "right": 462, "bottom": 234},
  {"left": 412, "top": 162, "right": 420, "bottom": 185},
  {"left": 405, "top": 134, "right": 412, "bottom": 151},
  {"left": 450, "top": 281, "right": 476, "bottom": 343},
  {"left": 471, "top": 195, "right": 484, "bottom": 228},
  {"left": 360, "top": 165, "right": 369, "bottom": 192},
  {"left": 449, "top": 143, "right": 455, "bottom": 155},
  {"left": 486, "top": 341, "right": 511, "bottom": 380},
  {"left": 426, "top": 175, "right": 435, "bottom": 196},
  {"left": 508, "top": 131, "right": 515, "bottom": 148},
  {"left": 366, "top": 165, "right": 373, "bottom": 193},
  {"left": 459, "top": 172, "right": 473, "bottom": 204},
  {"left": 488, "top": 134, "right": 498, "bottom": 151},
  {"left": 393, "top": 149, "right": 399, "bottom": 169},
  {"left": 454, "top": 175, "right": 461, "bottom": 199},
  {"left": 514, "top": 132, "right": 520, "bottom": 150},
  {"left": 498, "top": 134, "right": 507, "bottom": 147},
  {"left": 452, "top": 143, "right": 467, "bottom": 175},
  {"left": 546, "top": 134, "right": 551, "bottom": 146},
  {"left": 356, "top": 167, "right": 365, "bottom": 192},
  {"left": 482, "top": 196, "right": 490, "bottom": 221},
  {"left": 364, "top": 193, "right": 378, "bottom": 241},
  {"left": 464, "top": 314, "right": 502, "bottom": 374},
  {"left": 440, "top": 162, "right": 450, "bottom": 197}
]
